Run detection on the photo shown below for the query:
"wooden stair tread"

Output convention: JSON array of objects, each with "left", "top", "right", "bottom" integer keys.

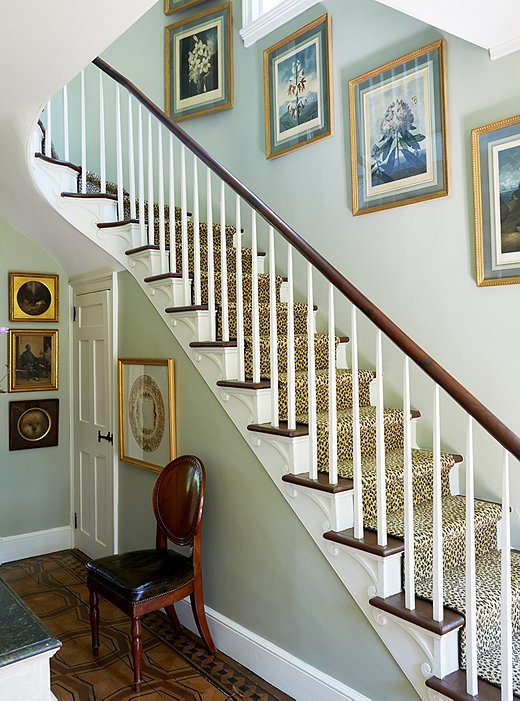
[
  {"left": 282, "top": 472, "right": 353, "bottom": 494},
  {"left": 61, "top": 191, "right": 117, "bottom": 200},
  {"left": 323, "top": 527, "right": 404, "bottom": 557},
  {"left": 190, "top": 340, "right": 238, "bottom": 348},
  {"left": 247, "top": 421, "right": 308, "bottom": 438},
  {"left": 425, "top": 670, "right": 516, "bottom": 700},
  {"left": 35, "top": 152, "right": 81, "bottom": 173},
  {"left": 98, "top": 219, "right": 139, "bottom": 228},
  {"left": 144, "top": 272, "right": 184, "bottom": 282},
  {"left": 166, "top": 305, "right": 208, "bottom": 313},
  {"left": 216, "top": 379, "right": 271, "bottom": 390},
  {"left": 369, "top": 592, "right": 464, "bottom": 635}
]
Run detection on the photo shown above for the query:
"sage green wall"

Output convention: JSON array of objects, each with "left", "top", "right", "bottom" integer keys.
[
  {"left": 117, "top": 269, "right": 417, "bottom": 699},
  {"left": 0, "top": 219, "right": 70, "bottom": 537}
]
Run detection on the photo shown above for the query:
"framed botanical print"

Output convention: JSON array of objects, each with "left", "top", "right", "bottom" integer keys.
[
  {"left": 165, "top": 3, "right": 233, "bottom": 121},
  {"left": 264, "top": 14, "right": 333, "bottom": 159},
  {"left": 472, "top": 114, "right": 520, "bottom": 286},
  {"left": 9, "top": 399, "right": 59, "bottom": 451},
  {"left": 8, "top": 329, "right": 58, "bottom": 392},
  {"left": 9, "top": 272, "right": 59, "bottom": 322},
  {"left": 349, "top": 39, "right": 448, "bottom": 215},
  {"left": 118, "top": 359, "right": 176, "bottom": 472},
  {"left": 164, "top": 0, "right": 207, "bottom": 15}
]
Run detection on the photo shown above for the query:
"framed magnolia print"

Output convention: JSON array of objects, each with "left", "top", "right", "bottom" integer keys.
[
  {"left": 165, "top": 3, "right": 233, "bottom": 121},
  {"left": 165, "top": 0, "right": 207, "bottom": 15},
  {"left": 8, "top": 329, "right": 58, "bottom": 392},
  {"left": 9, "top": 398, "right": 59, "bottom": 451},
  {"left": 9, "top": 272, "right": 59, "bottom": 322},
  {"left": 264, "top": 14, "right": 333, "bottom": 160},
  {"left": 349, "top": 39, "right": 448, "bottom": 215},
  {"left": 118, "top": 358, "right": 176, "bottom": 472},
  {"left": 472, "top": 114, "right": 520, "bottom": 286}
]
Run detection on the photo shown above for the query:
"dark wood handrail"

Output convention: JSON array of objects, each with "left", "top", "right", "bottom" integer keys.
[{"left": 93, "top": 56, "right": 520, "bottom": 462}]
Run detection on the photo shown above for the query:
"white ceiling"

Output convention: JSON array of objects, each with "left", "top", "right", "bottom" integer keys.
[{"left": 373, "top": 0, "right": 520, "bottom": 59}]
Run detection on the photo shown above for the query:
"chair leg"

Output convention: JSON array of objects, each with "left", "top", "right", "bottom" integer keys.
[
  {"left": 88, "top": 585, "right": 100, "bottom": 658},
  {"left": 131, "top": 615, "right": 143, "bottom": 692},
  {"left": 190, "top": 581, "right": 216, "bottom": 654},
  {"left": 165, "top": 604, "right": 181, "bottom": 632}
]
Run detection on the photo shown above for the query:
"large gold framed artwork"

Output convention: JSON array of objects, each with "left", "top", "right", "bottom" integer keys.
[
  {"left": 118, "top": 358, "right": 176, "bottom": 472},
  {"left": 9, "top": 272, "right": 59, "bottom": 322},
  {"left": 8, "top": 329, "right": 58, "bottom": 392}
]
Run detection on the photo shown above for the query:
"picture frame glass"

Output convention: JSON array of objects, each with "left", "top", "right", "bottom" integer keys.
[
  {"left": 166, "top": 3, "right": 232, "bottom": 121},
  {"left": 119, "top": 359, "right": 176, "bottom": 472},
  {"left": 473, "top": 115, "right": 520, "bottom": 285},
  {"left": 265, "top": 14, "right": 332, "bottom": 159},
  {"left": 9, "top": 330, "right": 58, "bottom": 392},
  {"left": 350, "top": 40, "right": 448, "bottom": 214}
]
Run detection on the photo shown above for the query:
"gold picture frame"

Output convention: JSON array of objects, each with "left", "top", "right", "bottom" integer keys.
[
  {"left": 9, "top": 329, "right": 58, "bottom": 392},
  {"left": 472, "top": 113, "right": 520, "bottom": 286},
  {"left": 9, "top": 272, "right": 59, "bottom": 322},
  {"left": 164, "top": 0, "right": 207, "bottom": 15},
  {"left": 118, "top": 358, "right": 176, "bottom": 472},
  {"left": 165, "top": 2, "right": 233, "bottom": 122},
  {"left": 9, "top": 398, "right": 59, "bottom": 451},
  {"left": 263, "top": 14, "right": 333, "bottom": 159},
  {"left": 349, "top": 39, "right": 449, "bottom": 215}
]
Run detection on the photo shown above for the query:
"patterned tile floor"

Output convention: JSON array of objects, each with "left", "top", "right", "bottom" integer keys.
[{"left": 0, "top": 550, "right": 294, "bottom": 701}]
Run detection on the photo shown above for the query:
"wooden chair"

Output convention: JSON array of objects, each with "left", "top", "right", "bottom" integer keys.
[{"left": 86, "top": 454, "right": 216, "bottom": 691}]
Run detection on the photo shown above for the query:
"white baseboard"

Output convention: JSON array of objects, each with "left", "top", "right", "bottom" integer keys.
[
  {"left": 175, "top": 599, "right": 371, "bottom": 701},
  {"left": 0, "top": 526, "right": 73, "bottom": 565}
]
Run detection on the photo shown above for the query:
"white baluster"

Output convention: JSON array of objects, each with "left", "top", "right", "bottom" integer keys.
[
  {"left": 269, "top": 226, "right": 279, "bottom": 428},
  {"left": 169, "top": 134, "right": 176, "bottom": 273},
  {"left": 287, "top": 244, "right": 296, "bottom": 431},
  {"left": 432, "top": 384, "right": 444, "bottom": 621},
  {"left": 219, "top": 181, "right": 229, "bottom": 341},
  {"left": 193, "top": 157, "right": 201, "bottom": 305},
  {"left": 235, "top": 196, "right": 245, "bottom": 380},
  {"left": 147, "top": 113, "right": 154, "bottom": 246},
  {"left": 137, "top": 104, "right": 145, "bottom": 246},
  {"left": 45, "top": 100, "right": 51, "bottom": 157},
  {"left": 127, "top": 94, "right": 136, "bottom": 220},
  {"left": 352, "top": 306, "right": 363, "bottom": 538},
  {"left": 328, "top": 283, "right": 338, "bottom": 484},
  {"left": 376, "top": 330, "right": 387, "bottom": 546},
  {"left": 80, "top": 70, "right": 86, "bottom": 194},
  {"left": 307, "top": 264, "right": 317, "bottom": 480},
  {"left": 251, "top": 211, "right": 261, "bottom": 384},
  {"left": 501, "top": 451, "right": 513, "bottom": 700},
  {"left": 465, "top": 416, "right": 478, "bottom": 695},
  {"left": 206, "top": 167, "right": 216, "bottom": 340},
  {"left": 62, "top": 85, "right": 69, "bottom": 162},
  {"left": 99, "top": 72, "right": 106, "bottom": 193},
  {"left": 403, "top": 356, "right": 415, "bottom": 608},
  {"left": 181, "top": 145, "right": 190, "bottom": 305},
  {"left": 115, "top": 85, "right": 124, "bottom": 221},
  {"left": 157, "top": 124, "right": 166, "bottom": 273}
]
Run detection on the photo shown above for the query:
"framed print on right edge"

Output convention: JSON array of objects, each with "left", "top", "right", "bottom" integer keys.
[
  {"left": 349, "top": 39, "right": 448, "bottom": 215},
  {"left": 472, "top": 114, "right": 520, "bottom": 286},
  {"left": 264, "top": 14, "right": 333, "bottom": 160},
  {"left": 165, "top": 2, "right": 233, "bottom": 122}
]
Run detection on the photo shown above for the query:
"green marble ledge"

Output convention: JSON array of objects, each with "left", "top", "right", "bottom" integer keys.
[{"left": 0, "top": 577, "right": 60, "bottom": 668}]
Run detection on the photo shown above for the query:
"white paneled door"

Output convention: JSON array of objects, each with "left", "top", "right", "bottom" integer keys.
[{"left": 72, "top": 281, "right": 116, "bottom": 559}]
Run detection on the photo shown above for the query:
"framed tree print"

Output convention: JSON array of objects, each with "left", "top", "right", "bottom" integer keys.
[
  {"left": 165, "top": 3, "right": 233, "bottom": 121},
  {"left": 472, "top": 113, "right": 520, "bottom": 286},
  {"left": 349, "top": 39, "right": 448, "bottom": 215},
  {"left": 118, "top": 359, "right": 176, "bottom": 472},
  {"left": 264, "top": 14, "right": 333, "bottom": 160}
]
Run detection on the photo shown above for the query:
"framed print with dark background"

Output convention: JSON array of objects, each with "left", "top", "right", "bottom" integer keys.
[
  {"left": 349, "top": 39, "right": 448, "bottom": 215},
  {"left": 473, "top": 113, "right": 520, "bottom": 286},
  {"left": 9, "top": 398, "right": 59, "bottom": 451},
  {"left": 164, "top": 0, "right": 207, "bottom": 15},
  {"left": 264, "top": 14, "right": 333, "bottom": 160},
  {"left": 165, "top": 2, "right": 233, "bottom": 121},
  {"left": 9, "top": 272, "right": 59, "bottom": 322},
  {"left": 118, "top": 358, "right": 176, "bottom": 472},
  {"left": 9, "top": 329, "right": 58, "bottom": 392}
]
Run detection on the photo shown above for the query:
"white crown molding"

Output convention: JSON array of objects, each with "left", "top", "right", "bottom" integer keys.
[
  {"left": 175, "top": 598, "right": 371, "bottom": 701},
  {"left": 240, "top": 0, "right": 320, "bottom": 47},
  {"left": 489, "top": 33, "right": 520, "bottom": 60}
]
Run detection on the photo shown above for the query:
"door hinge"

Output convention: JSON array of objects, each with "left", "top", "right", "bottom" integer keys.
[
  {"left": 98, "top": 430, "right": 114, "bottom": 445},
  {"left": 73, "top": 306, "right": 77, "bottom": 322},
  {"left": 74, "top": 512, "right": 78, "bottom": 529}
]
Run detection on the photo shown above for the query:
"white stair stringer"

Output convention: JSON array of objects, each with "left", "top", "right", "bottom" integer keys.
[{"left": 32, "top": 150, "right": 461, "bottom": 701}]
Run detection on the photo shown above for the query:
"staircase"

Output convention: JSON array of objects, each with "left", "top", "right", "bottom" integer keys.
[{"left": 33, "top": 58, "right": 520, "bottom": 700}]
